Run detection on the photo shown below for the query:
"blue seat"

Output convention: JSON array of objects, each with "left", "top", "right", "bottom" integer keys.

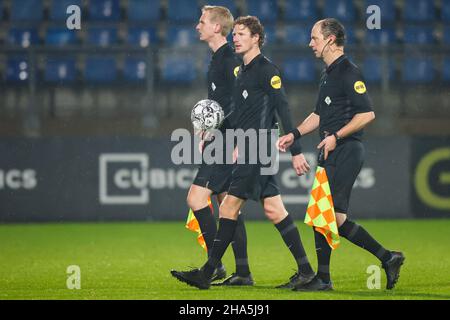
[
  {"left": 85, "top": 57, "right": 117, "bottom": 83},
  {"left": 87, "top": 26, "right": 118, "bottom": 47},
  {"left": 7, "top": 27, "right": 40, "bottom": 47},
  {"left": 282, "top": 57, "right": 316, "bottom": 83},
  {"left": 124, "top": 57, "right": 148, "bottom": 83},
  {"left": 344, "top": 25, "right": 356, "bottom": 45},
  {"left": 167, "top": 0, "right": 199, "bottom": 22},
  {"left": 403, "top": 58, "right": 435, "bottom": 83},
  {"left": 247, "top": 0, "right": 278, "bottom": 23},
  {"left": 207, "top": 0, "right": 237, "bottom": 15},
  {"left": 128, "top": 0, "right": 160, "bottom": 22},
  {"left": 44, "top": 58, "right": 76, "bottom": 83},
  {"left": 50, "top": 0, "right": 82, "bottom": 21},
  {"left": 365, "top": 27, "right": 396, "bottom": 45},
  {"left": 363, "top": 57, "right": 395, "bottom": 83},
  {"left": 443, "top": 58, "right": 450, "bottom": 81},
  {"left": 284, "top": 0, "right": 318, "bottom": 22},
  {"left": 264, "top": 25, "right": 277, "bottom": 44},
  {"left": 45, "top": 27, "right": 78, "bottom": 46},
  {"left": 323, "top": 0, "right": 356, "bottom": 23},
  {"left": 443, "top": 25, "right": 450, "bottom": 44},
  {"left": 443, "top": 0, "right": 450, "bottom": 22},
  {"left": 403, "top": 0, "right": 435, "bottom": 22},
  {"left": 161, "top": 55, "right": 197, "bottom": 83},
  {"left": 5, "top": 57, "right": 30, "bottom": 83},
  {"left": 166, "top": 26, "right": 197, "bottom": 47},
  {"left": 284, "top": 24, "right": 310, "bottom": 45},
  {"left": 89, "top": 0, "right": 120, "bottom": 21},
  {"left": 127, "top": 27, "right": 158, "bottom": 47},
  {"left": 364, "top": 0, "right": 395, "bottom": 23},
  {"left": 11, "top": 0, "right": 43, "bottom": 22},
  {"left": 403, "top": 25, "right": 434, "bottom": 44}
]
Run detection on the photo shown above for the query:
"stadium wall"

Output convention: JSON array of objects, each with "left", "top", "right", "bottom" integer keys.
[{"left": 0, "top": 136, "right": 448, "bottom": 222}]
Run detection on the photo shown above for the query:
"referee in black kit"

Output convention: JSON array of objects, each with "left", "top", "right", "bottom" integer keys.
[
  {"left": 278, "top": 18, "right": 405, "bottom": 291},
  {"left": 172, "top": 16, "right": 315, "bottom": 290},
  {"left": 177, "top": 6, "right": 254, "bottom": 286}
]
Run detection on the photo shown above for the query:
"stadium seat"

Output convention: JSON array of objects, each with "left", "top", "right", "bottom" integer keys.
[
  {"left": 443, "top": 58, "right": 450, "bottom": 81},
  {"left": 45, "top": 27, "right": 78, "bottom": 46},
  {"left": 246, "top": 0, "right": 278, "bottom": 23},
  {"left": 403, "top": 25, "right": 434, "bottom": 44},
  {"left": 282, "top": 57, "right": 316, "bottom": 83},
  {"left": 210, "top": 0, "right": 237, "bottom": 15},
  {"left": 362, "top": 57, "right": 395, "bottom": 83},
  {"left": 89, "top": 0, "right": 120, "bottom": 21},
  {"left": 44, "top": 58, "right": 77, "bottom": 83},
  {"left": 7, "top": 27, "right": 40, "bottom": 48},
  {"left": 5, "top": 57, "right": 30, "bottom": 83},
  {"left": 442, "top": 0, "right": 450, "bottom": 22},
  {"left": 343, "top": 25, "right": 356, "bottom": 45},
  {"left": 167, "top": 0, "right": 199, "bottom": 22},
  {"left": 87, "top": 26, "right": 118, "bottom": 47},
  {"left": 365, "top": 27, "right": 396, "bottom": 45},
  {"left": 264, "top": 25, "right": 277, "bottom": 44},
  {"left": 284, "top": 0, "right": 318, "bottom": 22},
  {"left": 50, "top": 0, "right": 82, "bottom": 21},
  {"left": 11, "top": 0, "right": 43, "bottom": 22},
  {"left": 126, "top": 27, "right": 158, "bottom": 47},
  {"left": 124, "top": 57, "right": 148, "bottom": 83},
  {"left": 85, "top": 57, "right": 117, "bottom": 83},
  {"left": 403, "top": 0, "right": 435, "bottom": 22},
  {"left": 128, "top": 0, "right": 160, "bottom": 23},
  {"left": 443, "top": 25, "right": 450, "bottom": 45},
  {"left": 403, "top": 58, "right": 435, "bottom": 83},
  {"left": 161, "top": 55, "right": 197, "bottom": 83},
  {"left": 364, "top": 0, "right": 395, "bottom": 23},
  {"left": 323, "top": 0, "right": 356, "bottom": 23},
  {"left": 284, "top": 24, "right": 310, "bottom": 45},
  {"left": 166, "top": 26, "right": 197, "bottom": 47}
]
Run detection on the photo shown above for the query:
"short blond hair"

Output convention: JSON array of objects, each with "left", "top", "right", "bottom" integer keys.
[{"left": 202, "top": 5, "right": 234, "bottom": 37}]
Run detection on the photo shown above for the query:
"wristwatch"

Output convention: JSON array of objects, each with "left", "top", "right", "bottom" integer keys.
[{"left": 333, "top": 132, "right": 341, "bottom": 141}]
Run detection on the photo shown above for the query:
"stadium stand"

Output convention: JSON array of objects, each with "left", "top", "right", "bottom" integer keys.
[
  {"left": 7, "top": 27, "right": 40, "bottom": 47},
  {"left": 87, "top": 26, "right": 118, "bottom": 47},
  {"left": 403, "top": 0, "right": 435, "bottom": 22},
  {"left": 5, "top": 57, "right": 29, "bottom": 83},
  {"left": 364, "top": 0, "right": 396, "bottom": 23},
  {"left": 45, "top": 27, "right": 78, "bottom": 46},
  {"left": 284, "top": 0, "right": 318, "bottom": 22},
  {"left": 49, "top": 0, "right": 82, "bottom": 21},
  {"left": 167, "top": 0, "right": 199, "bottom": 22},
  {"left": 323, "top": 0, "right": 356, "bottom": 23},
  {"left": 161, "top": 54, "right": 197, "bottom": 83},
  {"left": 126, "top": 27, "right": 158, "bottom": 47},
  {"left": 363, "top": 57, "right": 395, "bottom": 83},
  {"left": 403, "top": 57, "right": 435, "bottom": 83},
  {"left": 89, "top": 0, "right": 121, "bottom": 22},
  {"left": 282, "top": 57, "right": 316, "bottom": 83},
  {"left": 123, "top": 57, "right": 148, "bottom": 83},
  {"left": 10, "top": 0, "right": 43, "bottom": 22}
]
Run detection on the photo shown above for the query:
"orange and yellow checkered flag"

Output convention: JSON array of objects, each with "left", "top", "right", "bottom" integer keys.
[
  {"left": 185, "top": 197, "right": 214, "bottom": 252},
  {"left": 304, "top": 155, "right": 340, "bottom": 250}
]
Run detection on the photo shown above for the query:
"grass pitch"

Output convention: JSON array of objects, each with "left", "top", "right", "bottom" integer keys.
[{"left": 1, "top": 219, "right": 450, "bottom": 300}]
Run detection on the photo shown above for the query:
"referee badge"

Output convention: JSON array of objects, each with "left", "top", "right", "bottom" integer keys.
[
  {"left": 233, "top": 66, "right": 240, "bottom": 77},
  {"left": 270, "top": 76, "right": 282, "bottom": 89},
  {"left": 354, "top": 81, "right": 367, "bottom": 94}
]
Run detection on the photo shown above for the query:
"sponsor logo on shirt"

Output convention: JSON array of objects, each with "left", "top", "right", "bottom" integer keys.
[
  {"left": 270, "top": 75, "right": 282, "bottom": 89},
  {"left": 354, "top": 81, "right": 367, "bottom": 94}
]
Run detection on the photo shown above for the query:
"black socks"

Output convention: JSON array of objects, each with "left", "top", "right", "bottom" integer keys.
[
  {"left": 314, "top": 229, "right": 332, "bottom": 283},
  {"left": 232, "top": 214, "right": 251, "bottom": 276},
  {"left": 275, "top": 215, "right": 314, "bottom": 276},
  {"left": 338, "top": 219, "right": 392, "bottom": 263},
  {"left": 202, "top": 218, "right": 237, "bottom": 279}
]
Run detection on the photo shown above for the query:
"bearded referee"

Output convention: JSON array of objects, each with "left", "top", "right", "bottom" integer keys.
[
  {"left": 278, "top": 18, "right": 405, "bottom": 291},
  {"left": 171, "top": 16, "right": 315, "bottom": 290},
  {"left": 175, "top": 6, "right": 254, "bottom": 286}
]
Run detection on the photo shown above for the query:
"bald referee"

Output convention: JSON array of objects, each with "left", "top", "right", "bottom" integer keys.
[{"left": 278, "top": 18, "right": 405, "bottom": 291}]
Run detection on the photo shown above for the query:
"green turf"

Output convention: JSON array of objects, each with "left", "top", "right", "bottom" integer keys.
[{"left": 0, "top": 219, "right": 450, "bottom": 300}]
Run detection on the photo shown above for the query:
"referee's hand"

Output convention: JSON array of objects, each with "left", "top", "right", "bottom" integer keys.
[
  {"left": 276, "top": 133, "right": 294, "bottom": 152},
  {"left": 292, "top": 154, "right": 310, "bottom": 176},
  {"left": 317, "top": 135, "right": 337, "bottom": 160}
]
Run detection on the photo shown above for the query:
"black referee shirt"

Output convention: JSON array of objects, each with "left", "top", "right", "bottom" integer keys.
[
  {"left": 233, "top": 54, "right": 302, "bottom": 155},
  {"left": 314, "top": 55, "right": 373, "bottom": 142},
  {"left": 207, "top": 43, "right": 241, "bottom": 131}
]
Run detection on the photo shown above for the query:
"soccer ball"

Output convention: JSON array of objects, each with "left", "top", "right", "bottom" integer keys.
[{"left": 191, "top": 99, "right": 224, "bottom": 131}]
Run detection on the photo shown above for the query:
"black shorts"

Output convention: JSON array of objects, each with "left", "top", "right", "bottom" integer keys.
[
  {"left": 324, "top": 139, "right": 365, "bottom": 214},
  {"left": 227, "top": 163, "right": 280, "bottom": 201},
  {"left": 193, "top": 163, "right": 233, "bottom": 195}
]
